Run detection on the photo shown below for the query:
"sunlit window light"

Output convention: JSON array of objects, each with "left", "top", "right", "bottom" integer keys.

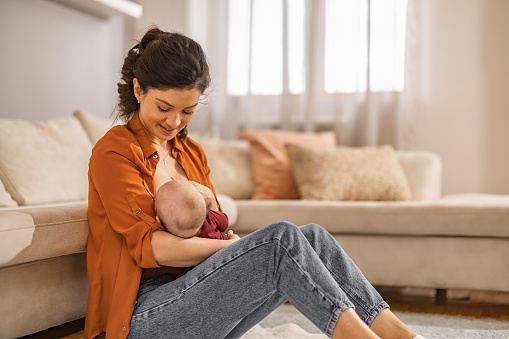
[{"left": 227, "top": 0, "right": 407, "bottom": 96}]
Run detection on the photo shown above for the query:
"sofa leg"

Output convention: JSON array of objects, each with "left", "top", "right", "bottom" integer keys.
[{"left": 436, "top": 288, "right": 447, "bottom": 304}]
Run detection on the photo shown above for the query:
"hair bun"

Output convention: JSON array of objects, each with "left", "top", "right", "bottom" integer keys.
[{"left": 139, "top": 26, "right": 165, "bottom": 52}]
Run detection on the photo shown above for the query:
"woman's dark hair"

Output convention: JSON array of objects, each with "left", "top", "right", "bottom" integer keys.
[{"left": 116, "top": 26, "right": 211, "bottom": 139}]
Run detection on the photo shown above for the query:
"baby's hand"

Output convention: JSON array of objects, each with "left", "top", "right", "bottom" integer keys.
[{"left": 226, "top": 230, "right": 240, "bottom": 241}]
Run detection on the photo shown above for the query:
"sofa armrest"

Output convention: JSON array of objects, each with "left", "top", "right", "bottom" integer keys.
[
  {"left": 397, "top": 151, "right": 442, "bottom": 201},
  {"left": 217, "top": 194, "right": 238, "bottom": 227}
]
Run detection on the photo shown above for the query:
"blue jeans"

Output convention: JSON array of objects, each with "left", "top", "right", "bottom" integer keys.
[{"left": 128, "top": 222, "right": 389, "bottom": 338}]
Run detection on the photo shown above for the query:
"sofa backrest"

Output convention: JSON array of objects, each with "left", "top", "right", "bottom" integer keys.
[
  {"left": 0, "top": 110, "right": 443, "bottom": 207},
  {"left": 204, "top": 140, "right": 442, "bottom": 201}
]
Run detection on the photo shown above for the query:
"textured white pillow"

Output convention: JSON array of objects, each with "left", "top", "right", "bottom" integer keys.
[
  {"left": 0, "top": 179, "right": 17, "bottom": 207},
  {"left": 0, "top": 116, "right": 93, "bottom": 205},
  {"left": 286, "top": 144, "right": 412, "bottom": 201},
  {"left": 73, "top": 109, "right": 115, "bottom": 144}
]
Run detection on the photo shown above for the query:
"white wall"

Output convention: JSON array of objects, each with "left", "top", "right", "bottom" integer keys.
[
  {"left": 135, "top": 0, "right": 188, "bottom": 38},
  {"left": 0, "top": 0, "right": 129, "bottom": 120},
  {"left": 417, "top": 0, "right": 509, "bottom": 195}
]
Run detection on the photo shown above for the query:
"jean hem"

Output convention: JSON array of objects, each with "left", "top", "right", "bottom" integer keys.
[
  {"left": 324, "top": 301, "right": 355, "bottom": 338},
  {"left": 365, "top": 301, "right": 390, "bottom": 327}
]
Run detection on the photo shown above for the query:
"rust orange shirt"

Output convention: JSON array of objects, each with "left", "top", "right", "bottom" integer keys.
[{"left": 85, "top": 113, "right": 218, "bottom": 339}]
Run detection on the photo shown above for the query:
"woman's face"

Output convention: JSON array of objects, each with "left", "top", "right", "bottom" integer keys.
[{"left": 134, "top": 78, "right": 201, "bottom": 145}]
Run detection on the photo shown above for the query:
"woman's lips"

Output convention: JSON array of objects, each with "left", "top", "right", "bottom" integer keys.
[{"left": 160, "top": 125, "right": 177, "bottom": 135}]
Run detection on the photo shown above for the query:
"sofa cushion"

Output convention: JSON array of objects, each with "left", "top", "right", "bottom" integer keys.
[
  {"left": 232, "top": 194, "right": 509, "bottom": 238},
  {"left": 192, "top": 137, "right": 255, "bottom": 199},
  {"left": 0, "top": 202, "right": 88, "bottom": 268},
  {"left": 396, "top": 151, "right": 442, "bottom": 201},
  {"left": 286, "top": 144, "right": 412, "bottom": 201},
  {"left": 217, "top": 193, "right": 238, "bottom": 226},
  {"left": 0, "top": 116, "right": 92, "bottom": 205},
  {"left": 0, "top": 180, "right": 17, "bottom": 207},
  {"left": 240, "top": 130, "right": 336, "bottom": 199},
  {"left": 73, "top": 108, "right": 115, "bottom": 144}
]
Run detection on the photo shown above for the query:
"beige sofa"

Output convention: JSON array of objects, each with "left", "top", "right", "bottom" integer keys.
[
  {"left": 200, "top": 137, "right": 509, "bottom": 294},
  {"left": 1, "top": 111, "right": 508, "bottom": 338}
]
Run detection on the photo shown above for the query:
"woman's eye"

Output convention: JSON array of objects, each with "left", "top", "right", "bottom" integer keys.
[
  {"left": 158, "top": 106, "right": 170, "bottom": 112},
  {"left": 183, "top": 110, "right": 194, "bottom": 115}
]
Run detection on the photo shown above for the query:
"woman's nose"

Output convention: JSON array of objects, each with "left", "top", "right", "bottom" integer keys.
[{"left": 166, "top": 113, "right": 181, "bottom": 128}]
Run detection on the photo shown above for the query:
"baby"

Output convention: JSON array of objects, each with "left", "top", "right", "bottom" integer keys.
[{"left": 155, "top": 180, "right": 230, "bottom": 240}]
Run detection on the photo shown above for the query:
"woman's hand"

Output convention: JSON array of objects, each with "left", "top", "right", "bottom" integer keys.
[{"left": 190, "top": 181, "right": 218, "bottom": 211}]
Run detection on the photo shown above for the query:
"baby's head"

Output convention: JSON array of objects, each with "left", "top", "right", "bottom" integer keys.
[{"left": 155, "top": 180, "right": 207, "bottom": 238}]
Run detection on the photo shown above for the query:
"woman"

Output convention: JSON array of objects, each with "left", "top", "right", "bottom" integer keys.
[{"left": 85, "top": 26, "right": 425, "bottom": 339}]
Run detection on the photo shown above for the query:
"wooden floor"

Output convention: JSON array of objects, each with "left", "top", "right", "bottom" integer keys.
[
  {"left": 22, "top": 287, "right": 509, "bottom": 339},
  {"left": 377, "top": 286, "right": 509, "bottom": 321}
]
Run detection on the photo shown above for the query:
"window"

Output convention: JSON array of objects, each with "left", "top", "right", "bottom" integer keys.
[
  {"left": 227, "top": 0, "right": 407, "bottom": 96},
  {"left": 227, "top": 0, "right": 305, "bottom": 95}
]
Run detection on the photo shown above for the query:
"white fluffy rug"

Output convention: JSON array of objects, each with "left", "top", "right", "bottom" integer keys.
[
  {"left": 242, "top": 323, "right": 327, "bottom": 339},
  {"left": 241, "top": 304, "right": 509, "bottom": 339}
]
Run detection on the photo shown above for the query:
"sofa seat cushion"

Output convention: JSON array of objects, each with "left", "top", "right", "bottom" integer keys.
[
  {"left": 232, "top": 194, "right": 509, "bottom": 238},
  {"left": 0, "top": 202, "right": 88, "bottom": 267}
]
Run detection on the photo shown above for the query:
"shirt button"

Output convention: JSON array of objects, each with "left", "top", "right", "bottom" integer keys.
[
  {"left": 153, "top": 154, "right": 158, "bottom": 159},
  {"left": 122, "top": 327, "right": 127, "bottom": 331}
]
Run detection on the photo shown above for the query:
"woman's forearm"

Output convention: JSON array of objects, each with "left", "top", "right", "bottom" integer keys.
[{"left": 151, "top": 230, "right": 234, "bottom": 267}]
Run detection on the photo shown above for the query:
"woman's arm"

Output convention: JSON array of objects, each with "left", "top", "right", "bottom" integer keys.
[{"left": 151, "top": 230, "right": 239, "bottom": 267}]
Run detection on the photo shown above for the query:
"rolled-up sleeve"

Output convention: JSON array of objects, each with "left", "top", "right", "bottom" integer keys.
[{"left": 89, "top": 136, "right": 161, "bottom": 269}]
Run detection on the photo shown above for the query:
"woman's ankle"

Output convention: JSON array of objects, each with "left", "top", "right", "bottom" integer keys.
[
  {"left": 370, "top": 308, "right": 417, "bottom": 339},
  {"left": 332, "top": 308, "right": 380, "bottom": 339}
]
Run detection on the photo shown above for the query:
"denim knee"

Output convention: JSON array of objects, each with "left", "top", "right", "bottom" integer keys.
[
  {"left": 259, "top": 221, "right": 300, "bottom": 241},
  {"left": 299, "top": 223, "right": 329, "bottom": 237}
]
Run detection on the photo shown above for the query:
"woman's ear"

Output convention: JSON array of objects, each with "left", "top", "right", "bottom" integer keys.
[{"left": 133, "top": 78, "right": 142, "bottom": 101}]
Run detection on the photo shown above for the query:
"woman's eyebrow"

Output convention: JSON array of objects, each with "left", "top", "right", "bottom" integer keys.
[{"left": 156, "top": 97, "right": 198, "bottom": 109}]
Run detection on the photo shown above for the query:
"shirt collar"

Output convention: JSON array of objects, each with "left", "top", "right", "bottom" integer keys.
[
  {"left": 172, "top": 134, "right": 185, "bottom": 153},
  {"left": 129, "top": 112, "right": 157, "bottom": 159}
]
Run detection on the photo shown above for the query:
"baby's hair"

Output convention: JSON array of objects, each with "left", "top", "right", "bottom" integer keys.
[{"left": 156, "top": 180, "right": 207, "bottom": 238}]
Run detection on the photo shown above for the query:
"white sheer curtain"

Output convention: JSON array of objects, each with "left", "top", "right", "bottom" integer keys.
[{"left": 187, "top": 0, "right": 421, "bottom": 149}]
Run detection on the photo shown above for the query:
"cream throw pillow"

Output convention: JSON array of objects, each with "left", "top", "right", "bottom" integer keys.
[
  {"left": 0, "top": 116, "right": 93, "bottom": 205},
  {"left": 240, "top": 130, "right": 336, "bottom": 199},
  {"left": 73, "top": 108, "right": 115, "bottom": 144},
  {"left": 0, "top": 179, "right": 17, "bottom": 207},
  {"left": 192, "top": 137, "right": 255, "bottom": 199},
  {"left": 286, "top": 144, "right": 412, "bottom": 201}
]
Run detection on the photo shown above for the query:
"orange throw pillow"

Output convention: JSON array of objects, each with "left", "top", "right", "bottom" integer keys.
[{"left": 240, "top": 130, "right": 336, "bottom": 199}]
